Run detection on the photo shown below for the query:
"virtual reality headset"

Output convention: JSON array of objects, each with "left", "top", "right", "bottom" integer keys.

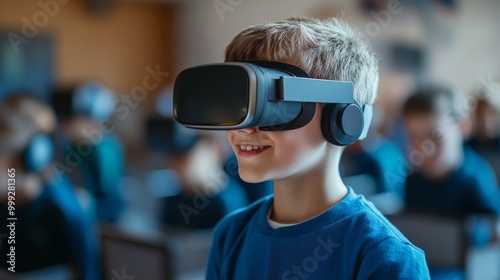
[{"left": 173, "top": 61, "right": 372, "bottom": 146}]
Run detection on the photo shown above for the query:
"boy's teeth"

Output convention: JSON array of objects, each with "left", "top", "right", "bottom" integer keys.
[{"left": 240, "top": 145, "right": 267, "bottom": 151}]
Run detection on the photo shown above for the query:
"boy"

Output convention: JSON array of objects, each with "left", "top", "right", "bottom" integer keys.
[
  {"left": 403, "top": 86, "right": 500, "bottom": 216},
  {"left": 202, "top": 18, "right": 429, "bottom": 279}
]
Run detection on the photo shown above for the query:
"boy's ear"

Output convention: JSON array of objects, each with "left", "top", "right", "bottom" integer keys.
[{"left": 458, "top": 117, "right": 473, "bottom": 139}]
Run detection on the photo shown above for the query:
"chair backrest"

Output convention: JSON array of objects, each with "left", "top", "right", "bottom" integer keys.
[
  {"left": 100, "top": 225, "right": 173, "bottom": 280},
  {"left": 386, "top": 213, "right": 467, "bottom": 268}
]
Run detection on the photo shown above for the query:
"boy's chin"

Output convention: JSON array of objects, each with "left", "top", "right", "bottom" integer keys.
[{"left": 239, "top": 169, "right": 269, "bottom": 184}]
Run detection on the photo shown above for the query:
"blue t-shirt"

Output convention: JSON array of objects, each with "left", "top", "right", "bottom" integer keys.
[
  {"left": 206, "top": 187, "right": 430, "bottom": 279},
  {"left": 405, "top": 146, "right": 500, "bottom": 217}
]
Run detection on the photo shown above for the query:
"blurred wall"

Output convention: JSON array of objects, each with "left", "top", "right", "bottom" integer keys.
[
  {"left": 0, "top": 0, "right": 178, "bottom": 152},
  {"left": 176, "top": 0, "right": 500, "bottom": 95},
  {"left": 0, "top": 0, "right": 176, "bottom": 92},
  {"left": 175, "top": 0, "right": 351, "bottom": 70},
  {"left": 426, "top": 0, "right": 500, "bottom": 93}
]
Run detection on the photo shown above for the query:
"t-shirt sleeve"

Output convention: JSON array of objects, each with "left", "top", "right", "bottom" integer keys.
[
  {"left": 205, "top": 217, "right": 231, "bottom": 280},
  {"left": 206, "top": 236, "right": 221, "bottom": 280},
  {"left": 357, "top": 237, "right": 430, "bottom": 280}
]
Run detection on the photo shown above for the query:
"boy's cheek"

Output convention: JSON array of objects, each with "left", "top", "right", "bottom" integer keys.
[{"left": 226, "top": 131, "right": 236, "bottom": 149}]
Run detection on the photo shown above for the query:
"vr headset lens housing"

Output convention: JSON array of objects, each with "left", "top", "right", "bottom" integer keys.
[
  {"left": 174, "top": 63, "right": 305, "bottom": 129},
  {"left": 173, "top": 61, "right": 370, "bottom": 143}
]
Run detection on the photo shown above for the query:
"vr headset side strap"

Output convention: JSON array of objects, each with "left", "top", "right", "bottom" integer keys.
[
  {"left": 280, "top": 76, "right": 373, "bottom": 141},
  {"left": 251, "top": 61, "right": 316, "bottom": 131},
  {"left": 279, "top": 76, "right": 354, "bottom": 103}
]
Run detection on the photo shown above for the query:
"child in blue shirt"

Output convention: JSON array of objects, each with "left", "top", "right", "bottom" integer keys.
[
  {"left": 403, "top": 86, "right": 500, "bottom": 216},
  {"left": 204, "top": 17, "right": 430, "bottom": 279}
]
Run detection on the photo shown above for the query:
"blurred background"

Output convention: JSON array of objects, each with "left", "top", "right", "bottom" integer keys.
[{"left": 0, "top": 0, "right": 499, "bottom": 279}]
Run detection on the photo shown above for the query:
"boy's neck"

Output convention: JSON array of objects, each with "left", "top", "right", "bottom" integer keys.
[{"left": 270, "top": 152, "right": 348, "bottom": 224}]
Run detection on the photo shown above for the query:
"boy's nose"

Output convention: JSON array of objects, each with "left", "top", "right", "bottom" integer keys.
[{"left": 236, "top": 127, "right": 258, "bottom": 134}]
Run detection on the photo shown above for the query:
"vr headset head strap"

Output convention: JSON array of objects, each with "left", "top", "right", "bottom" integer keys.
[
  {"left": 250, "top": 61, "right": 316, "bottom": 131},
  {"left": 251, "top": 61, "right": 372, "bottom": 144}
]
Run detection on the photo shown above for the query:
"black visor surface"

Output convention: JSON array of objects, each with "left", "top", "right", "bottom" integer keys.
[{"left": 174, "top": 64, "right": 251, "bottom": 126}]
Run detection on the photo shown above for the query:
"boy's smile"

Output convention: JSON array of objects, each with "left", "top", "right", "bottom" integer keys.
[
  {"left": 226, "top": 104, "right": 330, "bottom": 183},
  {"left": 236, "top": 144, "right": 272, "bottom": 157},
  {"left": 229, "top": 135, "right": 274, "bottom": 160}
]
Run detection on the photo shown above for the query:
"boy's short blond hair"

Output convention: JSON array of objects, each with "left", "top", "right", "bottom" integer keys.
[{"left": 225, "top": 17, "right": 379, "bottom": 107}]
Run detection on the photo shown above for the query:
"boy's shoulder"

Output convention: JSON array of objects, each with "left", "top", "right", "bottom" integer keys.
[{"left": 340, "top": 194, "right": 421, "bottom": 250}]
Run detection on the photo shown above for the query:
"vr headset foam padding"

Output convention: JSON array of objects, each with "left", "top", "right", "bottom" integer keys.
[{"left": 173, "top": 61, "right": 372, "bottom": 146}]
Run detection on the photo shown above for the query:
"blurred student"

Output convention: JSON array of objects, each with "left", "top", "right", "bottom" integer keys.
[
  {"left": 402, "top": 86, "right": 500, "bottom": 216},
  {"left": 52, "top": 82, "right": 125, "bottom": 223},
  {"left": 155, "top": 125, "right": 249, "bottom": 229},
  {"left": 467, "top": 96, "right": 500, "bottom": 186},
  {"left": 0, "top": 95, "right": 99, "bottom": 280}
]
